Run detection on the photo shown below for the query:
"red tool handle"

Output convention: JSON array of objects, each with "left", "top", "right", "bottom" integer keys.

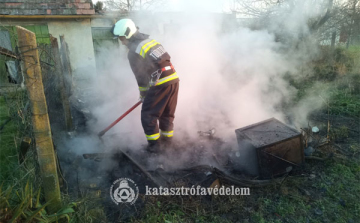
[{"left": 98, "top": 101, "right": 142, "bottom": 137}]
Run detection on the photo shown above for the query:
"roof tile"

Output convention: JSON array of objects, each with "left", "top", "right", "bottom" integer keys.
[{"left": 0, "top": 0, "right": 94, "bottom": 15}]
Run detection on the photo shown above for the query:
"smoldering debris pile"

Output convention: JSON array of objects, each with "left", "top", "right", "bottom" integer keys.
[
  {"left": 56, "top": 129, "right": 231, "bottom": 194},
  {"left": 52, "top": 117, "right": 307, "bottom": 221},
  {"left": 56, "top": 118, "right": 304, "bottom": 195}
]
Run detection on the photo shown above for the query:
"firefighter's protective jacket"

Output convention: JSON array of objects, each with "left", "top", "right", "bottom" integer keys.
[{"left": 127, "top": 32, "right": 179, "bottom": 97}]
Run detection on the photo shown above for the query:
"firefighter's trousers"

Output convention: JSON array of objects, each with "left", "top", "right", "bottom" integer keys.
[{"left": 141, "top": 82, "right": 179, "bottom": 143}]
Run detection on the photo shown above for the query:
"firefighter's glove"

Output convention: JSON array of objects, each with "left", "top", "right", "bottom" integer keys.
[
  {"left": 139, "top": 95, "right": 145, "bottom": 102},
  {"left": 139, "top": 87, "right": 147, "bottom": 102}
]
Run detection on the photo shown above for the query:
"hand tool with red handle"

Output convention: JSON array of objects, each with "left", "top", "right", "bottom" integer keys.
[{"left": 98, "top": 101, "right": 142, "bottom": 137}]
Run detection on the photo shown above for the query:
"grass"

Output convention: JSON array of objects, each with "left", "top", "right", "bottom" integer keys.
[
  {"left": 328, "top": 84, "right": 360, "bottom": 117},
  {"left": 0, "top": 95, "right": 83, "bottom": 222},
  {"left": 0, "top": 95, "right": 29, "bottom": 188},
  {"left": 1, "top": 90, "right": 359, "bottom": 223},
  {"left": 130, "top": 154, "right": 359, "bottom": 223},
  {"left": 130, "top": 46, "right": 360, "bottom": 223},
  {"left": 347, "top": 45, "right": 360, "bottom": 68},
  {"left": 1, "top": 94, "right": 110, "bottom": 222},
  {"left": 0, "top": 181, "right": 77, "bottom": 223},
  {"left": 1, "top": 45, "right": 359, "bottom": 222}
]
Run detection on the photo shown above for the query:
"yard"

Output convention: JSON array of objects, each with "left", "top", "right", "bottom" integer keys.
[{"left": 0, "top": 45, "right": 359, "bottom": 222}]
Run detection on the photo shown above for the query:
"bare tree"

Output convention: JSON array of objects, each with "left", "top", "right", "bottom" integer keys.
[
  {"left": 233, "top": 0, "right": 335, "bottom": 32},
  {"left": 94, "top": 1, "right": 105, "bottom": 13},
  {"left": 232, "top": 0, "right": 286, "bottom": 18},
  {"left": 104, "top": 0, "right": 166, "bottom": 12},
  {"left": 344, "top": 0, "right": 359, "bottom": 47},
  {"left": 309, "top": 0, "right": 334, "bottom": 32},
  {"left": 233, "top": 0, "right": 360, "bottom": 46},
  {"left": 314, "top": 0, "right": 359, "bottom": 46},
  {"left": 104, "top": 0, "right": 132, "bottom": 12}
]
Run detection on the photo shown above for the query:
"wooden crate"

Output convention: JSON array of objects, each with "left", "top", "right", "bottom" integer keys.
[{"left": 234, "top": 118, "right": 304, "bottom": 178}]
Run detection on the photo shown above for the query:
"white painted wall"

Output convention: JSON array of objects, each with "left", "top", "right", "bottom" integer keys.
[
  {"left": 48, "top": 19, "right": 97, "bottom": 103},
  {"left": 48, "top": 19, "right": 96, "bottom": 80},
  {"left": 91, "top": 18, "right": 114, "bottom": 28}
]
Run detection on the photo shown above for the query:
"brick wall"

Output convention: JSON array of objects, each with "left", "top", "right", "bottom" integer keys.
[{"left": 0, "top": 0, "right": 95, "bottom": 15}]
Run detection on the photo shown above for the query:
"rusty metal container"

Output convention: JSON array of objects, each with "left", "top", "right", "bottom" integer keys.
[{"left": 233, "top": 118, "right": 304, "bottom": 178}]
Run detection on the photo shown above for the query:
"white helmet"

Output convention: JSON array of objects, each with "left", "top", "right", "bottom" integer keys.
[{"left": 112, "top": 19, "right": 137, "bottom": 39}]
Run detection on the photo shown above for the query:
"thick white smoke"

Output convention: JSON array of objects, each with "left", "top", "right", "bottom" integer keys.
[{"left": 64, "top": 1, "right": 329, "bottom": 169}]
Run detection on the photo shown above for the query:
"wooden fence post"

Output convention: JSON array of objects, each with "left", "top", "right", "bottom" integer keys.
[{"left": 16, "top": 26, "right": 61, "bottom": 213}]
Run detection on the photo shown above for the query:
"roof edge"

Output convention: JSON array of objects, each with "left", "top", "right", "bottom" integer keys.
[{"left": 0, "top": 14, "right": 117, "bottom": 19}]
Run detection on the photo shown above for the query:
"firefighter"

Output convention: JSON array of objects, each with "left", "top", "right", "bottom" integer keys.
[{"left": 111, "top": 19, "right": 179, "bottom": 153}]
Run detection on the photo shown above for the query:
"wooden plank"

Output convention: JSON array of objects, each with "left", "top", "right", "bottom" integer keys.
[
  {"left": 50, "top": 35, "right": 73, "bottom": 131},
  {"left": 59, "top": 35, "right": 73, "bottom": 95}
]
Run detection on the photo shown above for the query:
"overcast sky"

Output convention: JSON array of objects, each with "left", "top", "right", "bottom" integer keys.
[
  {"left": 93, "top": 0, "right": 234, "bottom": 13},
  {"left": 166, "top": 0, "right": 233, "bottom": 12}
]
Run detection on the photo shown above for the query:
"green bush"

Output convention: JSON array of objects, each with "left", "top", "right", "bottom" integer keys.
[{"left": 313, "top": 46, "right": 357, "bottom": 81}]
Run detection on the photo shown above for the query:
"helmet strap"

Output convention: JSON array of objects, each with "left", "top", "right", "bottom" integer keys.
[{"left": 124, "top": 27, "right": 130, "bottom": 37}]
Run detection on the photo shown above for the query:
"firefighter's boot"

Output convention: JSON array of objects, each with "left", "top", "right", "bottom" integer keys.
[
  {"left": 160, "top": 136, "right": 173, "bottom": 151},
  {"left": 146, "top": 140, "right": 162, "bottom": 153}
]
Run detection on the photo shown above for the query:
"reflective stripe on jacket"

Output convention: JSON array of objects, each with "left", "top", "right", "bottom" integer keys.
[{"left": 127, "top": 33, "right": 179, "bottom": 95}]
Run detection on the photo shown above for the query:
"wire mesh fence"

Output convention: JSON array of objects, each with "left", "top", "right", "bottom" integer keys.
[
  {"left": 0, "top": 26, "right": 69, "bottom": 190},
  {"left": 0, "top": 26, "right": 37, "bottom": 188}
]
